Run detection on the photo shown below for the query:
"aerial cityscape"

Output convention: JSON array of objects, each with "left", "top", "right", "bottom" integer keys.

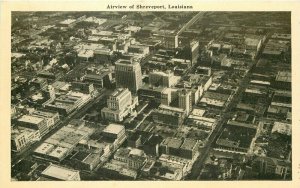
[{"left": 11, "top": 11, "right": 291, "bottom": 181}]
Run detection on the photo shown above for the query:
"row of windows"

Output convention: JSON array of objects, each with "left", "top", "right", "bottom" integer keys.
[
  {"left": 17, "top": 137, "right": 27, "bottom": 147},
  {"left": 116, "top": 67, "right": 134, "bottom": 72}
]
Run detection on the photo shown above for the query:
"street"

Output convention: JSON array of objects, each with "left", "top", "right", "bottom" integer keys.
[
  {"left": 11, "top": 88, "right": 112, "bottom": 166},
  {"left": 185, "top": 37, "right": 269, "bottom": 180}
]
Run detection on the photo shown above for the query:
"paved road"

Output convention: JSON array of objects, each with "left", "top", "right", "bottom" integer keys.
[
  {"left": 185, "top": 34, "right": 271, "bottom": 180},
  {"left": 176, "top": 12, "right": 207, "bottom": 36},
  {"left": 185, "top": 83, "right": 249, "bottom": 179},
  {"left": 11, "top": 88, "right": 112, "bottom": 166}
]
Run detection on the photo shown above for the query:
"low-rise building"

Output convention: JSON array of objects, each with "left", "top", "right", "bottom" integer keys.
[
  {"left": 273, "top": 71, "right": 291, "bottom": 91},
  {"left": 150, "top": 156, "right": 187, "bottom": 180},
  {"left": 197, "top": 66, "right": 212, "bottom": 76},
  {"left": 12, "top": 159, "right": 38, "bottom": 179},
  {"left": 11, "top": 127, "right": 40, "bottom": 152},
  {"left": 160, "top": 137, "right": 199, "bottom": 160},
  {"left": 58, "top": 19, "right": 77, "bottom": 28},
  {"left": 252, "top": 157, "right": 291, "bottom": 180},
  {"left": 128, "top": 45, "right": 150, "bottom": 56},
  {"left": 138, "top": 85, "right": 167, "bottom": 104},
  {"left": 94, "top": 48, "right": 114, "bottom": 64},
  {"left": 83, "top": 72, "right": 113, "bottom": 88},
  {"left": 215, "top": 124, "right": 257, "bottom": 154},
  {"left": 44, "top": 92, "right": 91, "bottom": 115},
  {"left": 187, "top": 114, "right": 216, "bottom": 131},
  {"left": 101, "top": 123, "right": 127, "bottom": 149},
  {"left": 31, "top": 109, "right": 60, "bottom": 130},
  {"left": 29, "top": 78, "right": 48, "bottom": 90},
  {"left": 127, "top": 130, "right": 152, "bottom": 149},
  {"left": 70, "top": 151, "right": 101, "bottom": 171},
  {"left": 71, "top": 82, "right": 94, "bottom": 94},
  {"left": 99, "top": 162, "right": 138, "bottom": 180},
  {"left": 38, "top": 164, "right": 80, "bottom": 181},
  {"left": 267, "top": 90, "right": 291, "bottom": 120},
  {"left": 143, "top": 134, "right": 164, "bottom": 157},
  {"left": 179, "top": 138, "right": 199, "bottom": 160},
  {"left": 114, "top": 147, "right": 147, "bottom": 170},
  {"left": 33, "top": 123, "right": 93, "bottom": 162},
  {"left": 102, "top": 123, "right": 126, "bottom": 140},
  {"left": 149, "top": 70, "right": 180, "bottom": 88},
  {"left": 77, "top": 139, "right": 111, "bottom": 156},
  {"left": 152, "top": 105, "right": 185, "bottom": 127},
  {"left": 17, "top": 115, "right": 48, "bottom": 137},
  {"left": 200, "top": 91, "right": 231, "bottom": 108},
  {"left": 272, "top": 122, "right": 291, "bottom": 136}
]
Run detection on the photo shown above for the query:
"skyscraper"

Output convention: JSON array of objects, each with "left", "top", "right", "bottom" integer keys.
[
  {"left": 115, "top": 59, "right": 142, "bottom": 93},
  {"left": 178, "top": 89, "right": 192, "bottom": 115},
  {"left": 101, "top": 88, "right": 139, "bottom": 122}
]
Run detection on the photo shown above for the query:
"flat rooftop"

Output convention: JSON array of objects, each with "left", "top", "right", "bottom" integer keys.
[
  {"left": 94, "top": 48, "right": 112, "bottom": 55},
  {"left": 34, "top": 143, "right": 55, "bottom": 155},
  {"left": 56, "top": 94, "right": 81, "bottom": 102},
  {"left": 82, "top": 153, "right": 99, "bottom": 164},
  {"left": 159, "top": 104, "right": 185, "bottom": 113},
  {"left": 115, "top": 147, "right": 130, "bottom": 157},
  {"left": 32, "top": 110, "right": 58, "bottom": 118},
  {"left": 276, "top": 71, "right": 291, "bottom": 82},
  {"left": 244, "top": 37, "right": 261, "bottom": 46},
  {"left": 18, "top": 115, "right": 44, "bottom": 125},
  {"left": 203, "top": 91, "right": 230, "bottom": 101},
  {"left": 42, "top": 164, "right": 79, "bottom": 181},
  {"left": 91, "top": 30, "right": 113, "bottom": 36},
  {"left": 162, "top": 137, "right": 183, "bottom": 149},
  {"left": 111, "top": 88, "right": 130, "bottom": 97},
  {"left": 103, "top": 124, "right": 124, "bottom": 135},
  {"left": 150, "top": 70, "right": 173, "bottom": 77},
  {"left": 78, "top": 49, "right": 94, "bottom": 58},
  {"left": 72, "top": 151, "right": 90, "bottom": 161},
  {"left": 250, "top": 80, "right": 271, "bottom": 86},
  {"left": 60, "top": 19, "right": 76, "bottom": 25},
  {"left": 140, "top": 85, "right": 166, "bottom": 93},
  {"left": 180, "top": 138, "right": 198, "bottom": 150},
  {"left": 188, "top": 115, "right": 216, "bottom": 123},
  {"left": 52, "top": 81, "right": 69, "bottom": 90},
  {"left": 102, "top": 162, "right": 137, "bottom": 178},
  {"left": 115, "top": 59, "right": 139, "bottom": 66},
  {"left": 48, "top": 146, "right": 69, "bottom": 159},
  {"left": 191, "top": 109, "right": 206, "bottom": 116},
  {"left": 272, "top": 122, "right": 291, "bottom": 135}
]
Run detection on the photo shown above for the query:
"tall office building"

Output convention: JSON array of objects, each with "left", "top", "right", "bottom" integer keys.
[
  {"left": 107, "top": 88, "right": 132, "bottom": 111},
  {"left": 101, "top": 88, "right": 138, "bottom": 122},
  {"left": 115, "top": 59, "right": 142, "bottom": 93},
  {"left": 190, "top": 40, "right": 199, "bottom": 66},
  {"left": 178, "top": 89, "right": 192, "bottom": 115}
]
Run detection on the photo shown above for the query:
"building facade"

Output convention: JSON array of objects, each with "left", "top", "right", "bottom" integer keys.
[
  {"left": 149, "top": 70, "right": 180, "bottom": 88},
  {"left": 115, "top": 59, "right": 142, "bottom": 93},
  {"left": 39, "top": 164, "right": 81, "bottom": 181},
  {"left": 178, "top": 89, "right": 192, "bottom": 115},
  {"left": 101, "top": 88, "right": 138, "bottom": 122},
  {"left": 17, "top": 115, "right": 48, "bottom": 137}
]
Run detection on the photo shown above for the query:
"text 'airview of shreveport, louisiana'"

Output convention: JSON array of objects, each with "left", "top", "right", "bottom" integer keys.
[{"left": 11, "top": 12, "right": 291, "bottom": 181}]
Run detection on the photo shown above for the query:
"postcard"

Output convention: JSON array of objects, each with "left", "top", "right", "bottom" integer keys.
[{"left": 1, "top": 0, "right": 300, "bottom": 188}]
